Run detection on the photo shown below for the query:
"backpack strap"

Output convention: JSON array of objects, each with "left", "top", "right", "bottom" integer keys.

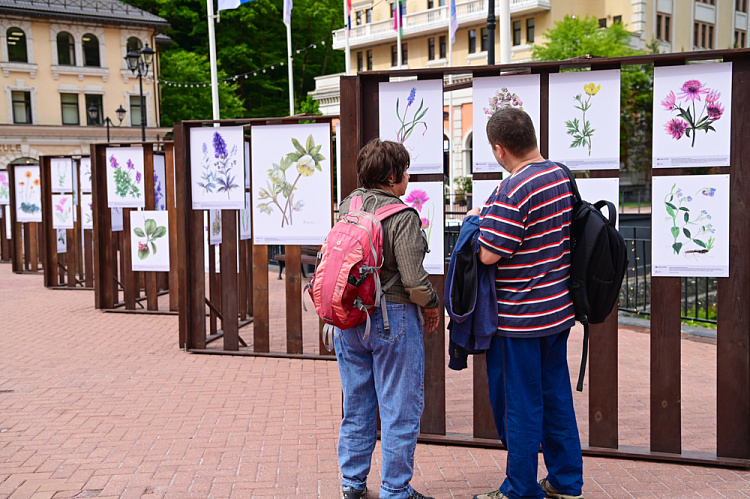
[
  {"left": 555, "top": 162, "right": 582, "bottom": 204},
  {"left": 373, "top": 202, "right": 413, "bottom": 221},
  {"left": 349, "top": 195, "right": 364, "bottom": 212},
  {"left": 576, "top": 323, "right": 589, "bottom": 392}
]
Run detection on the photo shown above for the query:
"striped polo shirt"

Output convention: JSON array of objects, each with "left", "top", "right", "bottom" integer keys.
[{"left": 478, "top": 160, "right": 576, "bottom": 338}]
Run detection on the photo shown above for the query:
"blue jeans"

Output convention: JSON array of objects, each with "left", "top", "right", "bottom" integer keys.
[
  {"left": 486, "top": 330, "right": 583, "bottom": 499},
  {"left": 334, "top": 302, "right": 425, "bottom": 499}
]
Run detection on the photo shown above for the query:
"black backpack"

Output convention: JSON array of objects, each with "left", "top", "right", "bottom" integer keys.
[{"left": 557, "top": 163, "right": 628, "bottom": 392}]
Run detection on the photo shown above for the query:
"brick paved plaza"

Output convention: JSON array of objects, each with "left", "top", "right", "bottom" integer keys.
[{"left": 0, "top": 264, "right": 749, "bottom": 498}]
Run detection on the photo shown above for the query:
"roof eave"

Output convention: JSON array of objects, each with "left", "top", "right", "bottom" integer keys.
[{"left": 0, "top": 7, "right": 171, "bottom": 31}]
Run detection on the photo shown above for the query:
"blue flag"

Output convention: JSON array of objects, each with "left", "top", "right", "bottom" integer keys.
[{"left": 218, "top": 0, "right": 254, "bottom": 11}]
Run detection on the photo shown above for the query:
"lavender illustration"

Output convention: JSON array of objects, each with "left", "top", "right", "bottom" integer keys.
[
  {"left": 664, "top": 183, "right": 716, "bottom": 255},
  {"left": 154, "top": 174, "right": 165, "bottom": 211},
  {"left": 565, "top": 83, "right": 600, "bottom": 156},
  {"left": 395, "top": 87, "right": 429, "bottom": 143},
  {"left": 257, "top": 134, "right": 325, "bottom": 227},
  {"left": 661, "top": 80, "right": 724, "bottom": 147},
  {"left": 483, "top": 87, "right": 524, "bottom": 119},
  {"left": 110, "top": 155, "right": 141, "bottom": 199},
  {"left": 197, "top": 132, "right": 240, "bottom": 198}
]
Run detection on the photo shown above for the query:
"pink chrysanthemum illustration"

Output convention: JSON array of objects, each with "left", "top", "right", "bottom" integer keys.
[
  {"left": 662, "top": 79, "right": 724, "bottom": 147},
  {"left": 661, "top": 91, "right": 676, "bottom": 111},
  {"left": 665, "top": 119, "right": 689, "bottom": 140},
  {"left": 677, "top": 80, "right": 709, "bottom": 102},
  {"left": 405, "top": 189, "right": 429, "bottom": 212}
]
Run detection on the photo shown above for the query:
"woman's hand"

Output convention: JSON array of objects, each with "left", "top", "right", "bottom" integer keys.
[
  {"left": 466, "top": 207, "right": 481, "bottom": 217},
  {"left": 423, "top": 307, "right": 440, "bottom": 333}
]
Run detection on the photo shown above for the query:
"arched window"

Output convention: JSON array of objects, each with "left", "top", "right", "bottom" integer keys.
[
  {"left": 82, "top": 33, "right": 100, "bottom": 67},
  {"left": 126, "top": 36, "right": 142, "bottom": 54},
  {"left": 6, "top": 28, "right": 27, "bottom": 63},
  {"left": 56, "top": 32, "right": 75, "bottom": 65}
]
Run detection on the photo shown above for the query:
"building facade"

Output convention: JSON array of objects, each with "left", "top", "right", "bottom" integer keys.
[
  {"left": 312, "top": 0, "right": 747, "bottom": 183},
  {"left": 0, "top": 0, "right": 170, "bottom": 170}
]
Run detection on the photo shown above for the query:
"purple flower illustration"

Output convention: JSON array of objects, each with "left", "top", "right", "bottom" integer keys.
[
  {"left": 395, "top": 87, "right": 428, "bottom": 143},
  {"left": 707, "top": 102, "right": 724, "bottom": 121},
  {"left": 111, "top": 153, "right": 141, "bottom": 199},
  {"left": 405, "top": 189, "right": 430, "bottom": 212},
  {"left": 126, "top": 159, "right": 135, "bottom": 170},
  {"left": 407, "top": 87, "right": 416, "bottom": 108},
  {"left": 213, "top": 131, "right": 228, "bottom": 159},
  {"left": 202, "top": 142, "right": 208, "bottom": 155},
  {"left": 665, "top": 118, "right": 688, "bottom": 140},
  {"left": 661, "top": 91, "right": 676, "bottom": 111},
  {"left": 135, "top": 171, "right": 142, "bottom": 184},
  {"left": 664, "top": 183, "right": 717, "bottom": 255},
  {"left": 706, "top": 90, "right": 721, "bottom": 104},
  {"left": 677, "top": 80, "right": 709, "bottom": 102},
  {"left": 421, "top": 217, "right": 430, "bottom": 229},
  {"left": 699, "top": 187, "right": 716, "bottom": 197},
  {"left": 198, "top": 131, "right": 239, "bottom": 199},
  {"left": 110, "top": 155, "right": 119, "bottom": 169},
  {"left": 484, "top": 87, "right": 525, "bottom": 118},
  {"left": 662, "top": 79, "right": 724, "bottom": 147}
]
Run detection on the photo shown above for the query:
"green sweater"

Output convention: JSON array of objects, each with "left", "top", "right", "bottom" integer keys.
[{"left": 340, "top": 188, "right": 439, "bottom": 310}]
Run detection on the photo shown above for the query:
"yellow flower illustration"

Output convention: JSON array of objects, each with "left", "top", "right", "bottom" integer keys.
[{"left": 584, "top": 83, "right": 601, "bottom": 95}]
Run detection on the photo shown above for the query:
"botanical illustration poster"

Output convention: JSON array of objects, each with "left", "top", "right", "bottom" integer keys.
[
  {"left": 378, "top": 79, "right": 444, "bottom": 174},
  {"left": 203, "top": 212, "right": 221, "bottom": 274},
  {"left": 111, "top": 207, "right": 123, "bottom": 232},
  {"left": 4, "top": 206, "right": 10, "bottom": 237},
  {"left": 652, "top": 174, "right": 729, "bottom": 277},
  {"left": 652, "top": 62, "right": 732, "bottom": 168},
  {"left": 251, "top": 123, "right": 332, "bottom": 245},
  {"left": 548, "top": 69, "right": 621, "bottom": 170},
  {"left": 244, "top": 141, "right": 250, "bottom": 190},
  {"left": 472, "top": 179, "right": 502, "bottom": 211},
  {"left": 472, "top": 74, "right": 541, "bottom": 173},
  {"left": 79, "top": 157, "right": 92, "bottom": 193},
  {"left": 401, "top": 181, "right": 444, "bottom": 275},
  {"left": 129, "top": 210, "right": 170, "bottom": 272},
  {"left": 105, "top": 147, "right": 145, "bottom": 208},
  {"left": 52, "top": 194, "right": 74, "bottom": 230},
  {"left": 575, "top": 178, "right": 620, "bottom": 230},
  {"left": 190, "top": 125, "right": 245, "bottom": 210},
  {"left": 153, "top": 153, "right": 167, "bottom": 211},
  {"left": 14, "top": 165, "right": 42, "bottom": 222},
  {"left": 81, "top": 194, "right": 93, "bottom": 230},
  {"left": 56, "top": 229, "right": 67, "bottom": 254},
  {"left": 0, "top": 170, "right": 9, "bottom": 205},
  {"left": 209, "top": 209, "right": 222, "bottom": 245},
  {"left": 240, "top": 192, "right": 252, "bottom": 240},
  {"left": 51, "top": 158, "right": 73, "bottom": 193}
]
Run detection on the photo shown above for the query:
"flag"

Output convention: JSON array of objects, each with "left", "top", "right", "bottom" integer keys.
[
  {"left": 218, "top": 0, "right": 253, "bottom": 11},
  {"left": 345, "top": 0, "right": 352, "bottom": 30},
  {"left": 393, "top": 0, "right": 403, "bottom": 36},
  {"left": 283, "top": 0, "right": 293, "bottom": 26},
  {"left": 449, "top": 0, "right": 458, "bottom": 43}
]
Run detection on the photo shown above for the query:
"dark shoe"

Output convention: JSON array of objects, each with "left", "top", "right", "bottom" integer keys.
[
  {"left": 472, "top": 490, "right": 508, "bottom": 499},
  {"left": 342, "top": 485, "right": 367, "bottom": 499},
  {"left": 408, "top": 490, "right": 434, "bottom": 499},
  {"left": 539, "top": 478, "right": 583, "bottom": 499}
]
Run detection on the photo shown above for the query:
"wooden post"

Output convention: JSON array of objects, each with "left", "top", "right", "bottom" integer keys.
[
  {"left": 92, "top": 143, "right": 115, "bottom": 309},
  {"left": 40, "top": 156, "right": 57, "bottom": 287},
  {"left": 252, "top": 244, "right": 270, "bottom": 352},
  {"left": 143, "top": 145, "right": 159, "bottom": 311},
  {"left": 165, "top": 144, "right": 180, "bottom": 311},
  {"left": 285, "top": 245, "right": 303, "bottom": 354},
  {"left": 221, "top": 210, "right": 239, "bottom": 351}
]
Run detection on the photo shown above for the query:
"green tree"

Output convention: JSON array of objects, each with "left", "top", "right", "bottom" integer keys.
[{"left": 532, "top": 15, "right": 654, "bottom": 174}]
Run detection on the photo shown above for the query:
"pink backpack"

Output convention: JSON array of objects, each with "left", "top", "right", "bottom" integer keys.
[{"left": 305, "top": 195, "right": 412, "bottom": 350}]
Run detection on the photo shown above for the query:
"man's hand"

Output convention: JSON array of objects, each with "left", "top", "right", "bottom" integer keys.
[
  {"left": 423, "top": 307, "right": 440, "bottom": 333},
  {"left": 466, "top": 207, "right": 481, "bottom": 217}
]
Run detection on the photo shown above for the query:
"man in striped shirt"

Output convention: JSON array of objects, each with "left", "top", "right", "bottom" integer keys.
[{"left": 469, "top": 108, "right": 584, "bottom": 499}]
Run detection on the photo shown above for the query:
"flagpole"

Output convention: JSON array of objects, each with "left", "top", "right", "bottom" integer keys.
[
  {"left": 207, "top": 0, "right": 220, "bottom": 120},
  {"left": 396, "top": 0, "right": 402, "bottom": 68},
  {"left": 286, "top": 22, "right": 295, "bottom": 115},
  {"left": 499, "top": 0, "right": 511, "bottom": 63},
  {"left": 448, "top": 4, "right": 454, "bottom": 202},
  {"left": 344, "top": 0, "right": 351, "bottom": 74}
]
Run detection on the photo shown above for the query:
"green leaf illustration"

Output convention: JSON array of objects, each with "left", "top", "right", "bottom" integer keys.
[
  {"left": 133, "top": 228, "right": 146, "bottom": 237},
  {"left": 672, "top": 242, "right": 682, "bottom": 254},
  {"left": 145, "top": 218, "right": 157, "bottom": 236},
  {"left": 694, "top": 239, "right": 707, "bottom": 248},
  {"left": 670, "top": 226, "right": 679, "bottom": 238},
  {"left": 151, "top": 242, "right": 157, "bottom": 255},
  {"left": 683, "top": 228, "right": 691, "bottom": 239},
  {"left": 138, "top": 247, "right": 150, "bottom": 260}
]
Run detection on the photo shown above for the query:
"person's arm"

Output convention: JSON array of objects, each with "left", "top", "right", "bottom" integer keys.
[{"left": 469, "top": 193, "right": 525, "bottom": 263}]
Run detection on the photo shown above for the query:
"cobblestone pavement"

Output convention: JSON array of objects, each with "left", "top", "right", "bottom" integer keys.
[{"left": 0, "top": 264, "right": 748, "bottom": 498}]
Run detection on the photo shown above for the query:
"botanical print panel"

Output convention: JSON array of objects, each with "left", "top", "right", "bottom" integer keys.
[
  {"left": 105, "top": 147, "right": 145, "bottom": 208},
  {"left": 576, "top": 178, "right": 620, "bottom": 230},
  {"left": 651, "top": 174, "right": 729, "bottom": 277},
  {"left": 240, "top": 192, "right": 252, "bottom": 241},
  {"left": 51, "top": 158, "right": 74, "bottom": 193},
  {"left": 56, "top": 229, "right": 67, "bottom": 254},
  {"left": 111, "top": 207, "right": 123, "bottom": 232},
  {"left": 652, "top": 62, "right": 732, "bottom": 168},
  {"left": 203, "top": 211, "right": 221, "bottom": 274},
  {"left": 378, "top": 79, "right": 444, "bottom": 174},
  {"left": 130, "top": 210, "right": 170, "bottom": 272},
  {"left": 153, "top": 153, "right": 167, "bottom": 211},
  {"left": 548, "top": 69, "right": 621, "bottom": 170},
  {"left": 14, "top": 165, "right": 42, "bottom": 223},
  {"left": 4, "top": 206, "right": 10, "bottom": 237},
  {"left": 244, "top": 141, "right": 250, "bottom": 190},
  {"left": 473, "top": 179, "right": 502, "bottom": 212},
  {"left": 52, "top": 194, "right": 74, "bottom": 230},
  {"left": 81, "top": 194, "right": 93, "bottom": 230},
  {"left": 472, "top": 74, "right": 541, "bottom": 173},
  {"left": 0, "top": 170, "right": 9, "bottom": 205},
  {"left": 79, "top": 157, "right": 92, "bottom": 193},
  {"left": 251, "top": 123, "right": 332, "bottom": 245},
  {"left": 401, "top": 181, "right": 444, "bottom": 275},
  {"left": 209, "top": 209, "right": 222, "bottom": 245},
  {"left": 190, "top": 125, "right": 245, "bottom": 210}
]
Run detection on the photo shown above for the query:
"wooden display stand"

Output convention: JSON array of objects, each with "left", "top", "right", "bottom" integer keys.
[
  {"left": 0, "top": 202, "right": 11, "bottom": 263},
  {"left": 7, "top": 164, "right": 44, "bottom": 274},
  {"left": 340, "top": 48, "right": 750, "bottom": 467},
  {"left": 91, "top": 142, "right": 179, "bottom": 314},
  {"left": 174, "top": 116, "right": 336, "bottom": 357}
]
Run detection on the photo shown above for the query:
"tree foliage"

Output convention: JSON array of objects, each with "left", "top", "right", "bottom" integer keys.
[
  {"left": 532, "top": 15, "right": 654, "bottom": 174},
  {"left": 122, "top": 0, "right": 344, "bottom": 122}
]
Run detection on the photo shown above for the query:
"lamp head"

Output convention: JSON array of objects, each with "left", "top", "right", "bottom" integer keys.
[
  {"left": 140, "top": 43, "right": 155, "bottom": 67},
  {"left": 125, "top": 49, "right": 140, "bottom": 72},
  {"left": 87, "top": 104, "right": 99, "bottom": 122}
]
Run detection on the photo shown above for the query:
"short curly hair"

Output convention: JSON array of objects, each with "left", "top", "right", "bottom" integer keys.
[{"left": 356, "top": 138, "right": 410, "bottom": 189}]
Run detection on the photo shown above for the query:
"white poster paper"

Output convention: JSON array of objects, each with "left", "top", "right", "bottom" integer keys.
[
  {"left": 52, "top": 194, "right": 74, "bottom": 229},
  {"left": 14, "top": 165, "right": 42, "bottom": 222},
  {"left": 105, "top": 147, "right": 145, "bottom": 208},
  {"left": 4, "top": 205, "right": 10, "bottom": 237},
  {"left": 0, "top": 170, "right": 9, "bottom": 205},
  {"left": 81, "top": 194, "right": 93, "bottom": 230},
  {"left": 190, "top": 125, "right": 245, "bottom": 210},
  {"left": 130, "top": 210, "right": 170, "bottom": 272},
  {"left": 209, "top": 209, "right": 222, "bottom": 245},
  {"left": 472, "top": 179, "right": 502, "bottom": 211},
  {"left": 71, "top": 161, "right": 78, "bottom": 205},
  {"left": 652, "top": 174, "right": 729, "bottom": 277},
  {"left": 56, "top": 228, "right": 67, "bottom": 254},
  {"left": 652, "top": 63, "right": 732, "bottom": 168},
  {"left": 240, "top": 192, "right": 252, "bottom": 240},
  {"left": 51, "top": 158, "right": 74, "bottom": 193},
  {"left": 379, "top": 79, "right": 444, "bottom": 174},
  {"left": 153, "top": 153, "right": 167, "bottom": 211},
  {"left": 111, "top": 207, "right": 123, "bottom": 232},
  {"left": 244, "top": 141, "right": 250, "bottom": 190},
  {"left": 79, "top": 157, "right": 92, "bottom": 193},
  {"left": 472, "top": 74, "right": 541, "bottom": 173},
  {"left": 251, "top": 123, "right": 332, "bottom": 245},
  {"left": 402, "top": 181, "right": 444, "bottom": 275},
  {"left": 203, "top": 212, "right": 220, "bottom": 274},
  {"left": 576, "top": 177, "right": 620, "bottom": 229},
  {"left": 548, "top": 69, "right": 621, "bottom": 170}
]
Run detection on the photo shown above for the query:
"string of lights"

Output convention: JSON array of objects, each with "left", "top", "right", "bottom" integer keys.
[{"left": 158, "top": 37, "right": 330, "bottom": 88}]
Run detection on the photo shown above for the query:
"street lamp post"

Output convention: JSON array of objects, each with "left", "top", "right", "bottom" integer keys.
[
  {"left": 124, "top": 43, "right": 155, "bottom": 142},
  {"left": 88, "top": 105, "right": 126, "bottom": 142}
]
